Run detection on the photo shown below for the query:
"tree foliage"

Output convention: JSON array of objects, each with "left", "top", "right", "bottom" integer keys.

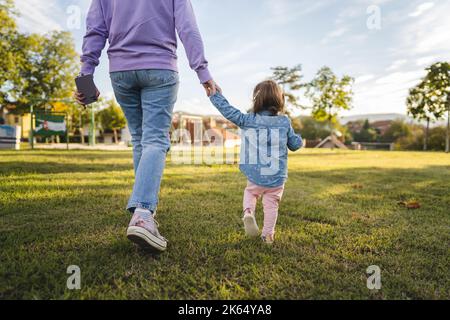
[
  {"left": 271, "top": 65, "right": 303, "bottom": 111},
  {"left": 0, "top": 1, "right": 78, "bottom": 114},
  {"left": 423, "top": 62, "right": 450, "bottom": 114},
  {"left": 271, "top": 65, "right": 354, "bottom": 136},
  {"left": 97, "top": 99, "right": 126, "bottom": 143},
  {"left": 407, "top": 61, "right": 450, "bottom": 152},
  {"left": 396, "top": 126, "right": 446, "bottom": 151},
  {"left": 406, "top": 81, "right": 441, "bottom": 150},
  {"left": 407, "top": 81, "right": 441, "bottom": 122},
  {"left": 297, "top": 116, "right": 331, "bottom": 140},
  {"left": 382, "top": 120, "right": 412, "bottom": 143},
  {"left": 352, "top": 119, "right": 378, "bottom": 143},
  {"left": 0, "top": 0, "right": 20, "bottom": 106},
  {"left": 305, "top": 66, "right": 354, "bottom": 125},
  {"left": 10, "top": 31, "right": 78, "bottom": 113}
]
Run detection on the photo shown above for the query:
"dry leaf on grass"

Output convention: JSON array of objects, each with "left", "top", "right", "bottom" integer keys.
[{"left": 398, "top": 201, "right": 421, "bottom": 210}]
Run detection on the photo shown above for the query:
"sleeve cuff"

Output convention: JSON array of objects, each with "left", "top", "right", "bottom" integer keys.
[
  {"left": 81, "top": 62, "right": 96, "bottom": 76},
  {"left": 209, "top": 92, "right": 223, "bottom": 102},
  {"left": 197, "top": 67, "right": 212, "bottom": 84}
]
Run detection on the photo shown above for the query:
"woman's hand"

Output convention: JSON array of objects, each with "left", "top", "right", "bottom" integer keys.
[
  {"left": 73, "top": 88, "right": 100, "bottom": 106},
  {"left": 202, "top": 80, "right": 222, "bottom": 97}
]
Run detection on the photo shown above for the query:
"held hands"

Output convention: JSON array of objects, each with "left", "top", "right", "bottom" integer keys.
[{"left": 202, "top": 79, "right": 222, "bottom": 97}]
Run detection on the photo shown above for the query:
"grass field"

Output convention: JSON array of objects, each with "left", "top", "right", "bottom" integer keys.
[{"left": 0, "top": 149, "right": 449, "bottom": 300}]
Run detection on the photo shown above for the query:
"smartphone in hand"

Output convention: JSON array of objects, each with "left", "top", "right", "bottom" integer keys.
[{"left": 75, "top": 74, "right": 98, "bottom": 105}]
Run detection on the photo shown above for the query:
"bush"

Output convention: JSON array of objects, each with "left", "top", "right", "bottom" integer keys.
[
  {"left": 395, "top": 134, "right": 422, "bottom": 151},
  {"left": 396, "top": 126, "right": 447, "bottom": 151},
  {"left": 382, "top": 120, "right": 412, "bottom": 143},
  {"left": 427, "top": 127, "right": 447, "bottom": 151},
  {"left": 352, "top": 120, "right": 378, "bottom": 142},
  {"left": 297, "top": 116, "right": 331, "bottom": 140}
]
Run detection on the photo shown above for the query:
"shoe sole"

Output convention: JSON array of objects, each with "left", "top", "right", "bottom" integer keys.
[
  {"left": 243, "top": 215, "right": 260, "bottom": 237},
  {"left": 127, "top": 226, "right": 167, "bottom": 252}
]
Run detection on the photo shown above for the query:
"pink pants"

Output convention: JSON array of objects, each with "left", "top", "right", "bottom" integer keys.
[{"left": 243, "top": 181, "right": 285, "bottom": 237}]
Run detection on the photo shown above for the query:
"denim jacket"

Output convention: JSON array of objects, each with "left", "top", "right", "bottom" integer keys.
[{"left": 210, "top": 93, "right": 303, "bottom": 188}]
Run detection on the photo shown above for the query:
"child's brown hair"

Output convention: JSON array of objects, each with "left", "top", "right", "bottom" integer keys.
[{"left": 252, "top": 80, "right": 285, "bottom": 116}]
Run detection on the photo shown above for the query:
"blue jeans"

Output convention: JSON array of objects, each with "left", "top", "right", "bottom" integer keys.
[{"left": 110, "top": 69, "right": 179, "bottom": 213}]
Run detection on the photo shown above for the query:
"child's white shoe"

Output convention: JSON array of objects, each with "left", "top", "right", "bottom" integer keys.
[
  {"left": 242, "top": 211, "right": 260, "bottom": 237},
  {"left": 261, "top": 234, "right": 275, "bottom": 245}
]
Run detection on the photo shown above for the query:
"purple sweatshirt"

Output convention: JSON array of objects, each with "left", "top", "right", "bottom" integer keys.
[{"left": 81, "top": 0, "right": 212, "bottom": 83}]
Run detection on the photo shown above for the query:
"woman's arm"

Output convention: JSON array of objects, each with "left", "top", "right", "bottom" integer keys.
[
  {"left": 80, "top": 0, "right": 108, "bottom": 75},
  {"left": 174, "top": 0, "right": 212, "bottom": 84},
  {"left": 209, "top": 93, "right": 251, "bottom": 128}
]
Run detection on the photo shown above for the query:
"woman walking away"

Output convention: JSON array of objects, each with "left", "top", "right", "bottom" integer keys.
[{"left": 75, "top": 0, "right": 220, "bottom": 252}]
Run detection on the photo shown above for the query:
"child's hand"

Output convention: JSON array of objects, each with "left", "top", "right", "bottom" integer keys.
[{"left": 202, "top": 80, "right": 222, "bottom": 97}]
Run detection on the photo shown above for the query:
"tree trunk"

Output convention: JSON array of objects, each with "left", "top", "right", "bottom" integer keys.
[
  {"left": 79, "top": 114, "right": 85, "bottom": 144},
  {"left": 424, "top": 118, "right": 429, "bottom": 151},
  {"left": 80, "top": 127, "right": 85, "bottom": 144},
  {"left": 328, "top": 105, "right": 335, "bottom": 150},
  {"left": 113, "top": 129, "right": 118, "bottom": 144},
  {"left": 446, "top": 107, "right": 450, "bottom": 153}
]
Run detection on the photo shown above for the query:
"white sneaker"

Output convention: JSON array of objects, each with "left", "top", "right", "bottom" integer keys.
[
  {"left": 261, "top": 234, "right": 275, "bottom": 245},
  {"left": 242, "top": 211, "right": 260, "bottom": 237},
  {"left": 127, "top": 211, "right": 167, "bottom": 252}
]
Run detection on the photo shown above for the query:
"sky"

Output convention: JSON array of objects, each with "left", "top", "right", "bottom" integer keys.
[{"left": 13, "top": 0, "right": 450, "bottom": 117}]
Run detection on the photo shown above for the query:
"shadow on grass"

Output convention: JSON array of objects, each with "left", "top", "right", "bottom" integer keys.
[
  {"left": 0, "top": 162, "right": 134, "bottom": 175},
  {"left": 1, "top": 157, "right": 450, "bottom": 299},
  {"left": 0, "top": 150, "right": 134, "bottom": 174},
  {"left": 2, "top": 163, "right": 449, "bottom": 242}
]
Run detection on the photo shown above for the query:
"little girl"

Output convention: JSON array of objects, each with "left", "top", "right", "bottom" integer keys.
[{"left": 209, "top": 80, "right": 303, "bottom": 244}]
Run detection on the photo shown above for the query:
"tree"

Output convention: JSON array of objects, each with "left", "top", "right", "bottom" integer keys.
[
  {"left": 353, "top": 119, "right": 378, "bottom": 143},
  {"left": 97, "top": 99, "right": 126, "bottom": 144},
  {"left": 382, "top": 119, "right": 412, "bottom": 143},
  {"left": 1, "top": 1, "right": 78, "bottom": 116},
  {"left": 297, "top": 116, "right": 331, "bottom": 140},
  {"left": 305, "top": 66, "right": 354, "bottom": 129},
  {"left": 396, "top": 126, "right": 446, "bottom": 151},
  {"left": 427, "top": 127, "right": 447, "bottom": 151},
  {"left": 0, "top": 0, "right": 20, "bottom": 108},
  {"left": 421, "top": 62, "right": 450, "bottom": 153},
  {"left": 271, "top": 65, "right": 304, "bottom": 112},
  {"left": 8, "top": 31, "right": 79, "bottom": 114},
  {"left": 407, "top": 82, "right": 431, "bottom": 150},
  {"left": 298, "top": 116, "right": 351, "bottom": 143}
]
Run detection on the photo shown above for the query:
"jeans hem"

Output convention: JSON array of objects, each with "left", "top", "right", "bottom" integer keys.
[{"left": 127, "top": 202, "right": 158, "bottom": 214}]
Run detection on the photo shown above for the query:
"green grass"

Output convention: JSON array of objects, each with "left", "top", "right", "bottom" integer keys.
[{"left": 0, "top": 149, "right": 449, "bottom": 300}]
